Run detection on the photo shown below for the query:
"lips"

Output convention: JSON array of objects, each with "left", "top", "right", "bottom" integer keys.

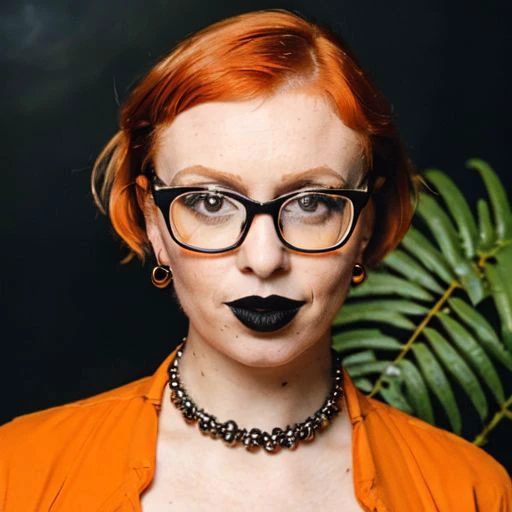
[{"left": 224, "top": 295, "right": 306, "bottom": 332}]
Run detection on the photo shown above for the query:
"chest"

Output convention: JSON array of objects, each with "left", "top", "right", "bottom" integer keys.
[
  {"left": 141, "top": 474, "right": 362, "bottom": 511},
  {"left": 140, "top": 434, "right": 363, "bottom": 511}
]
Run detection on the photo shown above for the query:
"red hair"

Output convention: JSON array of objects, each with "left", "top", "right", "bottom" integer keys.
[{"left": 91, "top": 8, "right": 419, "bottom": 266}]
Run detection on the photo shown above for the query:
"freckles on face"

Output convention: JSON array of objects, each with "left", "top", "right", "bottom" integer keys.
[
  {"left": 162, "top": 220, "right": 364, "bottom": 343},
  {"left": 153, "top": 91, "right": 366, "bottom": 194},
  {"left": 302, "top": 232, "right": 362, "bottom": 322},
  {"left": 162, "top": 249, "right": 225, "bottom": 312},
  {"left": 150, "top": 90, "right": 368, "bottom": 345}
]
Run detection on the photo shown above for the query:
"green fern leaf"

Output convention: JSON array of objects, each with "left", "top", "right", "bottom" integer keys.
[
  {"left": 447, "top": 297, "right": 512, "bottom": 371},
  {"left": 333, "top": 160, "right": 511, "bottom": 441},
  {"left": 424, "top": 327, "right": 488, "bottom": 421},
  {"left": 412, "top": 343, "right": 462, "bottom": 434},
  {"left": 476, "top": 199, "right": 496, "bottom": 252},
  {"left": 416, "top": 192, "right": 485, "bottom": 304},
  {"left": 424, "top": 169, "right": 478, "bottom": 259},
  {"left": 467, "top": 158, "right": 512, "bottom": 241},
  {"left": 436, "top": 312, "right": 505, "bottom": 405},
  {"left": 379, "top": 375, "right": 414, "bottom": 414},
  {"left": 342, "top": 350, "right": 376, "bottom": 366},
  {"left": 353, "top": 378, "right": 373, "bottom": 393},
  {"left": 399, "top": 359, "right": 435, "bottom": 424},
  {"left": 341, "top": 299, "right": 429, "bottom": 316},
  {"left": 334, "top": 304, "right": 415, "bottom": 330},
  {"left": 485, "top": 260, "right": 512, "bottom": 352},
  {"left": 333, "top": 329, "right": 402, "bottom": 352},
  {"left": 383, "top": 249, "right": 444, "bottom": 294},
  {"left": 346, "top": 361, "right": 392, "bottom": 378},
  {"left": 401, "top": 227, "right": 453, "bottom": 284},
  {"left": 348, "top": 273, "right": 433, "bottom": 301}
]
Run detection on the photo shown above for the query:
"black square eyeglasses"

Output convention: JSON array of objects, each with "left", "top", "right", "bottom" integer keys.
[{"left": 149, "top": 170, "right": 374, "bottom": 254}]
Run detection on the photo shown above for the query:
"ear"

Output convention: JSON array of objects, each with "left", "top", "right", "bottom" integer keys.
[{"left": 136, "top": 175, "right": 172, "bottom": 266}]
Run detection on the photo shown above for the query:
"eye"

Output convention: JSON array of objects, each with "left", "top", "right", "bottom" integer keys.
[
  {"left": 286, "top": 193, "right": 340, "bottom": 213},
  {"left": 179, "top": 192, "right": 243, "bottom": 226},
  {"left": 203, "top": 194, "right": 224, "bottom": 213},
  {"left": 183, "top": 192, "right": 233, "bottom": 212},
  {"left": 297, "top": 194, "right": 320, "bottom": 211}
]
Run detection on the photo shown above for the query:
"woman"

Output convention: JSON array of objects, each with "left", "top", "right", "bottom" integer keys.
[{"left": 0, "top": 8, "right": 510, "bottom": 512}]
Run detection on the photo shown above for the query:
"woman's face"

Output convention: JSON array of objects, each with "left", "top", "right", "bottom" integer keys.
[{"left": 147, "top": 90, "right": 373, "bottom": 367}]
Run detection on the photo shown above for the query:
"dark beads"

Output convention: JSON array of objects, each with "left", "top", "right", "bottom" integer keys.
[
  {"left": 247, "top": 428, "right": 264, "bottom": 449},
  {"left": 222, "top": 431, "right": 236, "bottom": 444},
  {"left": 183, "top": 399, "right": 196, "bottom": 420},
  {"left": 332, "top": 388, "right": 342, "bottom": 400},
  {"left": 243, "top": 436, "right": 253, "bottom": 450},
  {"left": 269, "top": 427, "right": 281, "bottom": 443},
  {"left": 235, "top": 427, "right": 247, "bottom": 442},
  {"left": 319, "top": 414, "right": 330, "bottom": 431},
  {"left": 224, "top": 420, "right": 238, "bottom": 433},
  {"left": 198, "top": 419, "right": 210, "bottom": 433},
  {"left": 282, "top": 429, "right": 297, "bottom": 449},
  {"left": 264, "top": 440, "right": 278, "bottom": 453},
  {"left": 249, "top": 427, "right": 262, "bottom": 442},
  {"left": 167, "top": 338, "right": 345, "bottom": 454},
  {"left": 297, "top": 423, "right": 312, "bottom": 441},
  {"left": 208, "top": 419, "right": 219, "bottom": 438},
  {"left": 304, "top": 426, "right": 316, "bottom": 442},
  {"left": 221, "top": 420, "right": 238, "bottom": 445}
]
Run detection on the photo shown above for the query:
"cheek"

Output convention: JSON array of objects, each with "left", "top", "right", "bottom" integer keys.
[
  {"left": 306, "top": 232, "right": 362, "bottom": 314},
  {"left": 304, "top": 256, "right": 353, "bottom": 329},
  {"left": 308, "top": 255, "right": 353, "bottom": 300},
  {"left": 167, "top": 251, "right": 228, "bottom": 315}
]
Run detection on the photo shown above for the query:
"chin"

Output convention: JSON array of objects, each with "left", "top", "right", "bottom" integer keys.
[{"left": 221, "top": 331, "right": 315, "bottom": 368}]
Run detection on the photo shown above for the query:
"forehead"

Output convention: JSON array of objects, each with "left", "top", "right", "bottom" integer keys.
[{"left": 153, "top": 91, "right": 365, "bottom": 189}]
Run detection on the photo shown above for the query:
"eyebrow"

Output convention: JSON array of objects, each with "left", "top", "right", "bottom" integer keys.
[{"left": 167, "top": 165, "right": 349, "bottom": 195}]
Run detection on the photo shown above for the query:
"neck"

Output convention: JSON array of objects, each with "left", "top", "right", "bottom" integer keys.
[{"left": 176, "top": 327, "right": 335, "bottom": 433}]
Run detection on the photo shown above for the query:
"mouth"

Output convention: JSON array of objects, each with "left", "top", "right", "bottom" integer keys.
[{"left": 223, "top": 294, "right": 306, "bottom": 333}]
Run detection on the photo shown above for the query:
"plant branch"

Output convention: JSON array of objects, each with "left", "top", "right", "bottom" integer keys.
[
  {"left": 473, "top": 395, "right": 512, "bottom": 447},
  {"left": 368, "top": 279, "right": 461, "bottom": 398},
  {"left": 477, "top": 239, "right": 512, "bottom": 268}
]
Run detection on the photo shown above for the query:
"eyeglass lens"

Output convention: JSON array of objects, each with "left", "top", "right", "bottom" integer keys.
[{"left": 169, "top": 191, "right": 354, "bottom": 251}]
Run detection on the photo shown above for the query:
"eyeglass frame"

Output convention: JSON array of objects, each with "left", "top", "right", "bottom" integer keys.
[{"left": 149, "top": 170, "right": 374, "bottom": 254}]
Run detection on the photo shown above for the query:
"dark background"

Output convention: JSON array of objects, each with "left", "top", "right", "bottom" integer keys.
[{"left": 1, "top": 0, "right": 511, "bottom": 471}]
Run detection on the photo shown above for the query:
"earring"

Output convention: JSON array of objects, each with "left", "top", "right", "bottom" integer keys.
[
  {"left": 151, "top": 264, "right": 173, "bottom": 289},
  {"left": 351, "top": 263, "right": 367, "bottom": 285}
]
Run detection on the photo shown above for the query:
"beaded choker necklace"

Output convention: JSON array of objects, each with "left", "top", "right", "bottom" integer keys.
[{"left": 167, "top": 338, "right": 345, "bottom": 454}]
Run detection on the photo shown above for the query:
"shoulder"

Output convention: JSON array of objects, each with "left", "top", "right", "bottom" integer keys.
[
  {"left": 363, "top": 394, "right": 512, "bottom": 507},
  {"left": 0, "top": 376, "right": 153, "bottom": 510},
  {"left": 0, "top": 375, "right": 151, "bottom": 448}
]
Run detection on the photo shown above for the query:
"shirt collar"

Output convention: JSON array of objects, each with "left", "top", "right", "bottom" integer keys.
[
  {"left": 133, "top": 344, "right": 383, "bottom": 511},
  {"left": 141, "top": 346, "right": 181, "bottom": 405}
]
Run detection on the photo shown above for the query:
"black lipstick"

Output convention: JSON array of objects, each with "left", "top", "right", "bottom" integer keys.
[{"left": 224, "top": 295, "right": 306, "bottom": 332}]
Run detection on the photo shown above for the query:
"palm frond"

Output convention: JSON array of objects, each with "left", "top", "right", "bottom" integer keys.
[{"left": 332, "top": 159, "right": 512, "bottom": 442}]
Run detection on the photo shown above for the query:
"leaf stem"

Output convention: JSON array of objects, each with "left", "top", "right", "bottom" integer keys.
[
  {"left": 473, "top": 395, "right": 512, "bottom": 446},
  {"left": 477, "top": 239, "right": 512, "bottom": 267},
  {"left": 368, "top": 279, "right": 461, "bottom": 398}
]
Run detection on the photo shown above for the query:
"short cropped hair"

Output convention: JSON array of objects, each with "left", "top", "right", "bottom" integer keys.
[{"left": 91, "top": 8, "right": 419, "bottom": 267}]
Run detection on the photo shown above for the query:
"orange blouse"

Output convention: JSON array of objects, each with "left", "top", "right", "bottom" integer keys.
[{"left": 1, "top": 346, "right": 510, "bottom": 511}]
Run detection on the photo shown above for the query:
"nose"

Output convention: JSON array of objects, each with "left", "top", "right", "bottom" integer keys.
[{"left": 235, "top": 213, "right": 290, "bottom": 278}]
